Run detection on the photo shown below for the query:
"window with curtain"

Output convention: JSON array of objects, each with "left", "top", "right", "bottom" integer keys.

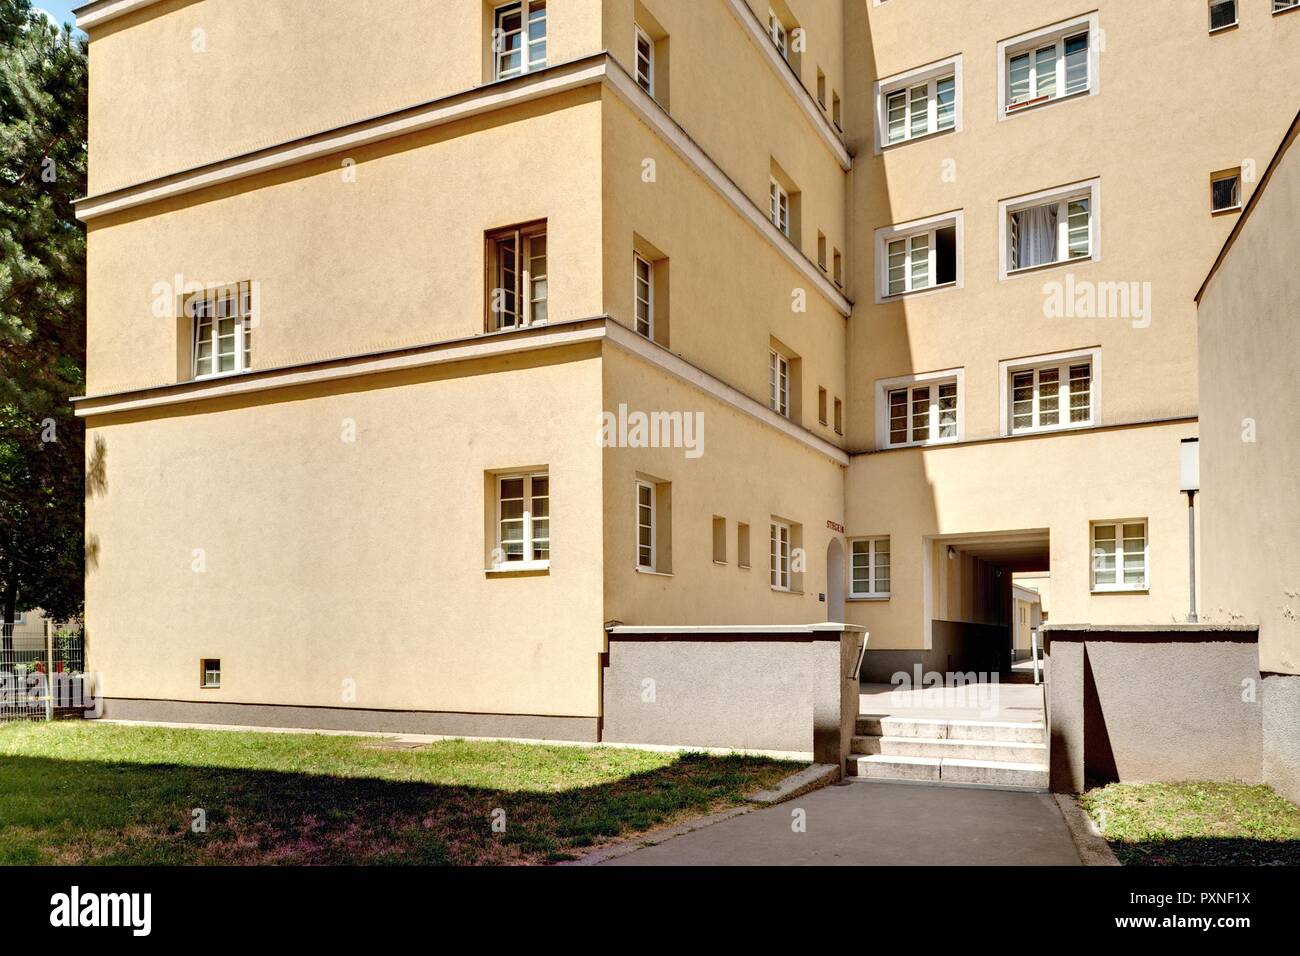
[{"left": 1009, "top": 195, "right": 1091, "bottom": 271}]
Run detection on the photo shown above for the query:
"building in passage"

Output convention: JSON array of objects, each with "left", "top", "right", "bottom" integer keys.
[{"left": 73, "top": 0, "right": 1299, "bottom": 792}]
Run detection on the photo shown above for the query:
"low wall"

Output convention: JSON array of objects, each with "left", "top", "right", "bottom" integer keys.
[
  {"left": 1045, "top": 625, "right": 1262, "bottom": 792},
  {"left": 861, "top": 620, "right": 1009, "bottom": 683},
  {"left": 601, "top": 625, "right": 864, "bottom": 769}
]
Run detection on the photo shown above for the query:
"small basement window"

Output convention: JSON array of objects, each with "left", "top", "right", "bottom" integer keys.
[{"left": 201, "top": 659, "right": 221, "bottom": 689}]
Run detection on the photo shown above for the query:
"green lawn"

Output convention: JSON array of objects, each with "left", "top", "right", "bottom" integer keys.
[
  {"left": 0, "top": 722, "right": 797, "bottom": 865},
  {"left": 1080, "top": 781, "right": 1300, "bottom": 865}
]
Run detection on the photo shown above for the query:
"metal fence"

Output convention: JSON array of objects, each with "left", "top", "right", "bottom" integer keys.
[{"left": 0, "top": 620, "right": 87, "bottom": 723}]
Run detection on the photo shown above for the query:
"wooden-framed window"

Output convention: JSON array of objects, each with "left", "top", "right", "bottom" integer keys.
[
  {"left": 636, "top": 480, "right": 656, "bottom": 570},
  {"left": 487, "top": 221, "right": 547, "bottom": 331},
  {"left": 1005, "top": 350, "right": 1098, "bottom": 435},
  {"left": 634, "top": 253, "right": 653, "bottom": 338},
  {"left": 496, "top": 472, "right": 550, "bottom": 568},
  {"left": 850, "top": 537, "right": 890, "bottom": 598},
  {"left": 769, "top": 179, "right": 790, "bottom": 236},
  {"left": 770, "top": 520, "right": 791, "bottom": 591},
  {"left": 1091, "top": 520, "right": 1148, "bottom": 592},
  {"left": 634, "top": 24, "right": 654, "bottom": 94},
  {"left": 190, "top": 285, "right": 253, "bottom": 379},
  {"left": 494, "top": 1, "right": 547, "bottom": 80},
  {"left": 769, "top": 348, "right": 790, "bottom": 418}
]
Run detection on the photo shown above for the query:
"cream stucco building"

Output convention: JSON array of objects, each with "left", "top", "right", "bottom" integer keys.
[{"left": 73, "top": 1, "right": 1300, "bottom": 751}]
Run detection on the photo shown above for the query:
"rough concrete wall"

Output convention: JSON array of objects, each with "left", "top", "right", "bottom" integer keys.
[{"left": 1263, "top": 674, "right": 1300, "bottom": 805}]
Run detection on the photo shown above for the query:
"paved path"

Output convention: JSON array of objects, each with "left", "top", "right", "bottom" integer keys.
[{"left": 601, "top": 781, "right": 1083, "bottom": 866}]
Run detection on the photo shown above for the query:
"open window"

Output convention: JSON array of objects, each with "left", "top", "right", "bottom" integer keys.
[
  {"left": 493, "top": 1, "right": 547, "bottom": 80},
  {"left": 487, "top": 221, "right": 547, "bottom": 330},
  {"left": 635, "top": 476, "right": 672, "bottom": 574},
  {"left": 875, "top": 211, "right": 961, "bottom": 300},
  {"left": 187, "top": 283, "right": 254, "bottom": 379},
  {"left": 633, "top": 2, "right": 670, "bottom": 108}
]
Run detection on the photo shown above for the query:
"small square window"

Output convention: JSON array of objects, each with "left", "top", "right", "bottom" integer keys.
[
  {"left": 201, "top": 659, "right": 221, "bottom": 688},
  {"left": 1211, "top": 170, "right": 1242, "bottom": 213},
  {"left": 1209, "top": 1, "right": 1238, "bottom": 32}
]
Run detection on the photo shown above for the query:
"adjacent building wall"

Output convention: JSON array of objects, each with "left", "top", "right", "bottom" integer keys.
[{"left": 1198, "top": 113, "right": 1300, "bottom": 803}]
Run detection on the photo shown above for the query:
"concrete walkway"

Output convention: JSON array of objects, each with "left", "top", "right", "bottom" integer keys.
[{"left": 600, "top": 780, "right": 1083, "bottom": 866}]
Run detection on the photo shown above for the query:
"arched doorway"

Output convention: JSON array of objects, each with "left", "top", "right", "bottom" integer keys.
[{"left": 826, "top": 538, "right": 845, "bottom": 623}]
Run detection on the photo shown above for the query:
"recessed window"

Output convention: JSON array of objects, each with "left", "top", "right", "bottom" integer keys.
[
  {"left": 634, "top": 24, "right": 654, "bottom": 94},
  {"left": 1001, "top": 180, "right": 1098, "bottom": 276},
  {"left": 999, "top": 14, "right": 1098, "bottom": 117},
  {"left": 1091, "top": 520, "right": 1148, "bottom": 592},
  {"left": 737, "top": 522, "right": 751, "bottom": 569},
  {"left": 833, "top": 397, "right": 843, "bottom": 435},
  {"left": 818, "top": 387, "right": 828, "bottom": 425},
  {"left": 850, "top": 537, "right": 890, "bottom": 598},
  {"left": 816, "top": 68, "right": 826, "bottom": 107},
  {"left": 496, "top": 472, "right": 549, "bottom": 568},
  {"left": 636, "top": 480, "right": 656, "bottom": 571},
  {"left": 876, "top": 370, "right": 963, "bottom": 449},
  {"left": 832, "top": 92, "right": 842, "bottom": 131},
  {"left": 201, "top": 659, "right": 221, "bottom": 689},
  {"left": 876, "top": 56, "right": 960, "bottom": 148},
  {"left": 769, "top": 348, "right": 791, "bottom": 418},
  {"left": 494, "top": 1, "right": 547, "bottom": 80},
  {"left": 634, "top": 253, "right": 654, "bottom": 338},
  {"left": 1209, "top": 1, "right": 1238, "bottom": 32},
  {"left": 832, "top": 248, "right": 843, "bottom": 287},
  {"left": 769, "top": 178, "right": 790, "bottom": 237},
  {"left": 817, "top": 232, "right": 827, "bottom": 271},
  {"left": 768, "top": 10, "right": 789, "bottom": 60},
  {"left": 189, "top": 284, "right": 253, "bottom": 379},
  {"left": 1211, "top": 169, "right": 1242, "bottom": 213},
  {"left": 770, "top": 520, "right": 792, "bottom": 591},
  {"left": 487, "top": 221, "right": 547, "bottom": 330},
  {"left": 712, "top": 516, "right": 727, "bottom": 564},
  {"left": 1004, "top": 351, "right": 1098, "bottom": 435},
  {"left": 876, "top": 212, "right": 961, "bottom": 300}
]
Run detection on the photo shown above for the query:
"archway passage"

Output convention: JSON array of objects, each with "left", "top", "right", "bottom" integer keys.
[{"left": 826, "top": 538, "right": 845, "bottom": 623}]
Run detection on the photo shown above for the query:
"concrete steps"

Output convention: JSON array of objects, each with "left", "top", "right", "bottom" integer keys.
[{"left": 847, "top": 714, "right": 1049, "bottom": 792}]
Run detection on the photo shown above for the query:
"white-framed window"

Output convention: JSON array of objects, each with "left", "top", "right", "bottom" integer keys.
[
  {"left": 876, "top": 369, "right": 963, "bottom": 449},
  {"left": 1091, "top": 520, "right": 1148, "bottom": 592},
  {"left": 1275, "top": 0, "right": 1300, "bottom": 13},
  {"left": 1209, "top": 0, "right": 1238, "bottom": 32},
  {"left": 635, "top": 24, "right": 654, "bottom": 94},
  {"left": 875, "top": 55, "right": 961, "bottom": 149},
  {"left": 1002, "top": 349, "right": 1099, "bottom": 435},
  {"left": 496, "top": 472, "right": 550, "bottom": 568},
  {"left": 769, "top": 179, "right": 790, "bottom": 237},
  {"left": 875, "top": 211, "right": 962, "bottom": 300},
  {"left": 1001, "top": 179, "right": 1099, "bottom": 277},
  {"left": 488, "top": 221, "right": 547, "bottom": 330},
  {"left": 850, "top": 537, "right": 890, "bottom": 598},
  {"left": 633, "top": 253, "right": 653, "bottom": 338},
  {"left": 1211, "top": 169, "right": 1242, "bottom": 213},
  {"left": 769, "top": 348, "right": 790, "bottom": 418},
  {"left": 201, "top": 659, "right": 221, "bottom": 689},
  {"left": 998, "top": 13, "right": 1098, "bottom": 117},
  {"left": 190, "top": 285, "right": 253, "bottom": 379},
  {"left": 770, "top": 520, "right": 791, "bottom": 591},
  {"left": 636, "top": 480, "right": 656, "bottom": 570},
  {"left": 768, "top": 10, "right": 788, "bottom": 60},
  {"left": 494, "top": 1, "right": 547, "bottom": 80}
]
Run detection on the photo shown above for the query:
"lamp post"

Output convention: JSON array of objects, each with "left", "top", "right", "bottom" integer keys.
[{"left": 1180, "top": 438, "right": 1200, "bottom": 623}]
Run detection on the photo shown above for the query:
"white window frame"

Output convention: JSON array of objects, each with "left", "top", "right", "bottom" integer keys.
[
  {"left": 770, "top": 520, "right": 791, "bottom": 591},
  {"left": 634, "top": 24, "right": 655, "bottom": 95},
  {"left": 769, "top": 178, "right": 790, "bottom": 237},
  {"left": 997, "top": 13, "right": 1099, "bottom": 120},
  {"left": 1091, "top": 519, "right": 1149, "bottom": 593},
  {"left": 849, "top": 536, "right": 891, "bottom": 599},
  {"left": 1275, "top": 0, "right": 1300, "bottom": 14},
  {"left": 635, "top": 480, "right": 656, "bottom": 571},
  {"left": 768, "top": 11, "right": 788, "bottom": 60},
  {"left": 1211, "top": 169, "right": 1242, "bottom": 213},
  {"left": 494, "top": 472, "right": 550, "bottom": 570},
  {"left": 1208, "top": 0, "right": 1238, "bottom": 33},
  {"left": 874, "top": 55, "right": 962, "bottom": 152},
  {"left": 190, "top": 285, "right": 253, "bottom": 380},
  {"left": 633, "top": 253, "right": 654, "bottom": 338},
  {"left": 875, "top": 210, "right": 963, "bottom": 302},
  {"left": 999, "top": 348, "right": 1101, "bottom": 437},
  {"left": 769, "top": 348, "right": 791, "bottom": 418},
  {"left": 875, "top": 368, "right": 964, "bottom": 450},
  {"left": 494, "top": 1, "right": 547, "bottom": 81},
  {"left": 999, "top": 178, "right": 1100, "bottom": 279},
  {"left": 201, "top": 659, "right": 221, "bottom": 689}
]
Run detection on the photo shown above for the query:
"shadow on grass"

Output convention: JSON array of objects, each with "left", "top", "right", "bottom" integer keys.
[
  {"left": 0, "top": 751, "right": 790, "bottom": 866},
  {"left": 1109, "top": 838, "right": 1300, "bottom": 867}
]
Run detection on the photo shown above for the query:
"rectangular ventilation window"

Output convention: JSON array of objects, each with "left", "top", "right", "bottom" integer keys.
[{"left": 201, "top": 659, "right": 221, "bottom": 689}]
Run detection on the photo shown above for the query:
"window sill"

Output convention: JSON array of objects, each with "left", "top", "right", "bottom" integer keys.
[
  {"left": 882, "top": 436, "right": 961, "bottom": 451},
  {"left": 1009, "top": 420, "right": 1096, "bottom": 438},
  {"left": 880, "top": 124, "right": 957, "bottom": 152},
  {"left": 881, "top": 280, "right": 958, "bottom": 302},
  {"left": 1004, "top": 255, "right": 1092, "bottom": 280},
  {"left": 486, "top": 562, "right": 550, "bottom": 576},
  {"left": 1090, "top": 586, "right": 1149, "bottom": 595},
  {"left": 712, "top": 560, "right": 728, "bottom": 567},
  {"left": 193, "top": 369, "right": 252, "bottom": 382},
  {"left": 771, "top": 587, "right": 804, "bottom": 596},
  {"left": 1208, "top": 23, "right": 1239, "bottom": 35},
  {"left": 848, "top": 595, "right": 890, "bottom": 602},
  {"left": 1002, "top": 87, "right": 1091, "bottom": 119},
  {"left": 635, "top": 567, "right": 673, "bottom": 578},
  {"left": 1212, "top": 204, "right": 1243, "bottom": 216}
]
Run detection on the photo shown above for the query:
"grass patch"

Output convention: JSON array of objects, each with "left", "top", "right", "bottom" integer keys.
[
  {"left": 1080, "top": 781, "right": 1300, "bottom": 865},
  {"left": 0, "top": 722, "right": 797, "bottom": 865}
]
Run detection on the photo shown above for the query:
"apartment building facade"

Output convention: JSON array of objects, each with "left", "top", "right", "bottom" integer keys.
[{"left": 73, "top": 1, "right": 1300, "bottom": 739}]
